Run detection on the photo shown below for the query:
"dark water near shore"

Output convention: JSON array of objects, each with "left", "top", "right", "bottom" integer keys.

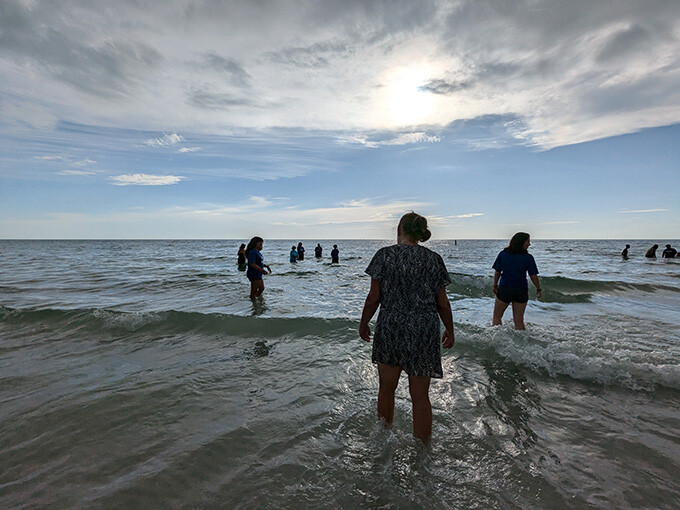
[{"left": 1, "top": 239, "right": 679, "bottom": 508}]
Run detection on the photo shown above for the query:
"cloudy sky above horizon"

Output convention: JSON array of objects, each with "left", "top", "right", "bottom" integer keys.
[{"left": 1, "top": 0, "right": 679, "bottom": 239}]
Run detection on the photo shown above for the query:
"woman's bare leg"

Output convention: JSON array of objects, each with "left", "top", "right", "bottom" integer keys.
[
  {"left": 377, "top": 363, "right": 402, "bottom": 426},
  {"left": 511, "top": 301, "right": 528, "bottom": 330},
  {"left": 408, "top": 375, "right": 432, "bottom": 442},
  {"left": 250, "top": 280, "right": 264, "bottom": 299},
  {"left": 493, "top": 297, "right": 510, "bottom": 326}
]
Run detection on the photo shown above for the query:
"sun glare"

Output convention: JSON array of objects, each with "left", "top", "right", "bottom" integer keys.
[{"left": 381, "top": 65, "right": 435, "bottom": 127}]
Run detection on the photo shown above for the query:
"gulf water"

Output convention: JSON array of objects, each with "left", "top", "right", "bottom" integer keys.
[{"left": 1, "top": 239, "right": 679, "bottom": 509}]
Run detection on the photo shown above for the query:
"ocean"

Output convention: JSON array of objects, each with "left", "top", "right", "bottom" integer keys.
[{"left": 1, "top": 239, "right": 679, "bottom": 509}]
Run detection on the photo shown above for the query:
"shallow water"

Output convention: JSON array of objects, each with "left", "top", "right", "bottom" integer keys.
[{"left": 1, "top": 239, "right": 679, "bottom": 508}]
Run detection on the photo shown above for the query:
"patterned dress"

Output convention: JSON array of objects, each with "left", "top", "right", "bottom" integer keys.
[{"left": 365, "top": 244, "right": 451, "bottom": 378}]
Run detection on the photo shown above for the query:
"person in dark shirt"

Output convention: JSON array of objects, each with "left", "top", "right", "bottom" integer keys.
[
  {"left": 237, "top": 243, "right": 247, "bottom": 271},
  {"left": 315, "top": 243, "right": 323, "bottom": 258},
  {"left": 331, "top": 244, "right": 339, "bottom": 263},
  {"left": 492, "top": 232, "right": 542, "bottom": 330},
  {"left": 621, "top": 244, "right": 630, "bottom": 260},
  {"left": 645, "top": 244, "right": 658, "bottom": 258},
  {"left": 297, "top": 242, "right": 305, "bottom": 261},
  {"left": 245, "top": 236, "right": 271, "bottom": 299},
  {"left": 662, "top": 244, "right": 677, "bottom": 258}
]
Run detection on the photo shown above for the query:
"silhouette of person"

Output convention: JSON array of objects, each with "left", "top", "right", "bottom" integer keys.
[
  {"left": 289, "top": 245, "right": 298, "bottom": 263},
  {"left": 297, "top": 242, "right": 305, "bottom": 261},
  {"left": 237, "top": 243, "right": 247, "bottom": 271},
  {"left": 645, "top": 244, "right": 658, "bottom": 258},
  {"left": 621, "top": 244, "right": 630, "bottom": 260},
  {"left": 662, "top": 244, "right": 677, "bottom": 258},
  {"left": 315, "top": 243, "right": 323, "bottom": 258},
  {"left": 331, "top": 244, "right": 339, "bottom": 263}
]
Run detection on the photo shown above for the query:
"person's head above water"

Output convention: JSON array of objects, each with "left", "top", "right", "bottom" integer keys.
[
  {"left": 398, "top": 212, "right": 431, "bottom": 243},
  {"left": 505, "top": 232, "right": 531, "bottom": 255},
  {"left": 239, "top": 243, "right": 246, "bottom": 250},
  {"left": 666, "top": 244, "right": 672, "bottom": 249},
  {"left": 245, "top": 236, "right": 264, "bottom": 255}
]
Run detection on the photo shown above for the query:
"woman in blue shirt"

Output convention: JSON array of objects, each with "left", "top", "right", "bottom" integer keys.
[
  {"left": 492, "top": 232, "right": 542, "bottom": 330},
  {"left": 245, "top": 236, "right": 271, "bottom": 299}
]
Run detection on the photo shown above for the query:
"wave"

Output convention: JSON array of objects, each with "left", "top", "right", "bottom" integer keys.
[
  {"left": 447, "top": 272, "right": 680, "bottom": 303},
  {"left": 454, "top": 323, "right": 680, "bottom": 392},
  {"left": 0, "top": 306, "right": 356, "bottom": 339},
  {"left": 2, "top": 306, "right": 678, "bottom": 392}
]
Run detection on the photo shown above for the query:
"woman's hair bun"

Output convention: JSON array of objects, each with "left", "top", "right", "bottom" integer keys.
[{"left": 399, "top": 212, "right": 431, "bottom": 242}]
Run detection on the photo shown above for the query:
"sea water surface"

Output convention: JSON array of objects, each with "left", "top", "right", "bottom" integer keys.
[{"left": 1, "top": 239, "right": 679, "bottom": 509}]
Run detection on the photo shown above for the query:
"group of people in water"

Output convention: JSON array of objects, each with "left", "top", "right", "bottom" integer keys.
[
  {"left": 237, "top": 239, "right": 341, "bottom": 299},
  {"left": 622, "top": 243, "right": 678, "bottom": 259},
  {"left": 237, "top": 212, "right": 543, "bottom": 442},
  {"left": 288, "top": 242, "right": 340, "bottom": 263}
]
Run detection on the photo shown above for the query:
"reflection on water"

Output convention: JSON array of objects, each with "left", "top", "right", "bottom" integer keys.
[{"left": 481, "top": 357, "right": 540, "bottom": 450}]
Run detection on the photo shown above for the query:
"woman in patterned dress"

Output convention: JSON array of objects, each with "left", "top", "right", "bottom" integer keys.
[{"left": 359, "top": 212, "right": 455, "bottom": 441}]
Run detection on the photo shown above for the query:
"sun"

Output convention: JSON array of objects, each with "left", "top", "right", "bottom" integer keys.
[{"left": 381, "top": 64, "right": 436, "bottom": 127}]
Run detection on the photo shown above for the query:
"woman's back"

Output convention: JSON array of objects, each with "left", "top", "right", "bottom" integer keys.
[{"left": 367, "top": 244, "right": 448, "bottom": 314}]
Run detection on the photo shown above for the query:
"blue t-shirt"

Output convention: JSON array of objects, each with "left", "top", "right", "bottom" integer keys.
[
  {"left": 246, "top": 249, "right": 264, "bottom": 280},
  {"left": 290, "top": 249, "right": 298, "bottom": 262},
  {"left": 492, "top": 250, "right": 539, "bottom": 288}
]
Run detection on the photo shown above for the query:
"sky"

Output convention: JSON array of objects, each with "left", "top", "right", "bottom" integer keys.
[{"left": 1, "top": 0, "right": 679, "bottom": 240}]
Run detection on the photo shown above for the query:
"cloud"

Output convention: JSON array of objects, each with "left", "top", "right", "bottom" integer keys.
[
  {"left": 449, "top": 213, "right": 483, "bottom": 219},
  {"left": 58, "top": 169, "right": 98, "bottom": 176},
  {"left": 1, "top": 0, "right": 680, "bottom": 147},
  {"left": 178, "top": 147, "right": 201, "bottom": 153},
  {"left": 144, "top": 133, "right": 185, "bottom": 147},
  {"left": 109, "top": 173, "right": 183, "bottom": 186},
  {"left": 618, "top": 209, "right": 668, "bottom": 214},
  {"left": 341, "top": 132, "right": 441, "bottom": 147}
]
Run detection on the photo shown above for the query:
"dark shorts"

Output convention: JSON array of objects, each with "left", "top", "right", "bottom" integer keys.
[
  {"left": 496, "top": 285, "right": 528, "bottom": 304},
  {"left": 247, "top": 275, "right": 262, "bottom": 282}
]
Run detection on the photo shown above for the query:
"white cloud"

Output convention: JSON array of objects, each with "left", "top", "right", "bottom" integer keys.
[
  {"left": 109, "top": 173, "right": 184, "bottom": 186},
  {"left": 618, "top": 209, "right": 668, "bottom": 214},
  {"left": 178, "top": 147, "right": 201, "bottom": 153},
  {"left": 449, "top": 213, "right": 484, "bottom": 219},
  {"left": 144, "top": 133, "right": 184, "bottom": 147},
  {"left": 341, "top": 132, "right": 441, "bottom": 148},
  {"left": 58, "top": 169, "right": 98, "bottom": 176}
]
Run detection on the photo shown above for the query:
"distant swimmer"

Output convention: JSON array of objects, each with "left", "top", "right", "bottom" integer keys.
[
  {"left": 289, "top": 245, "right": 298, "bottom": 263},
  {"left": 245, "top": 236, "right": 271, "bottom": 299},
  {"left": 492, "top": 232, "right": 542, "bottom": 331},
  {"left": 662, "top": 244, "right": 677, "bottom": 258},
  {"left": 297, "top": 242, "right": 305, "bottom": 261},
  {"left": 331, "top": 244, "right": 339, "bottom": 263},
  {"left": 237, "top": 243, "right": 247, "bottom": 271},
  {"left": 621, "top": 244, "right": 630, "bottom": 259},
  {"left": 645, "top": 244, "right": 658, "bottom": 258},
  {"left": 315, "top": 243, "right": 323, "bottom": 258}
]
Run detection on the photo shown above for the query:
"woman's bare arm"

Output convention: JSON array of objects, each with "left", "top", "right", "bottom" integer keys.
[
  {"left": 359, "top": 279, "right": 381, "bottom": 342},
  {"left": 437, "top": 286, "right": 455, "bottom": 348}
]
